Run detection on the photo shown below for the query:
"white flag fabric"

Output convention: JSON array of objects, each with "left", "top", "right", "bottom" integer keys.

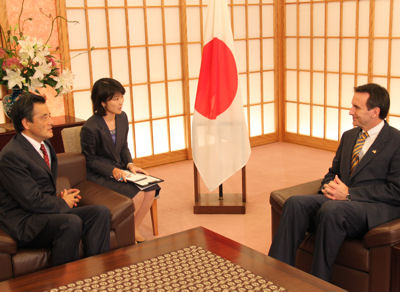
[{"left": 192, "top": 0, "right": 251, "bottom": 191}]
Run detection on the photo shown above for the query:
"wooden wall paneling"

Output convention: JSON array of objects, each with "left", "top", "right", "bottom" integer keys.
[
  {"left": 123, "top": 0, "right": 137, "bottom": 158},
  {"left": 142, "top": 1, "right": 155, "bottom": 157},
  {"left": 368, "top": 0, "right": 375, "bottom": 82},
  {"left": 56, "top": 0, "right": 74, "bottom": 117},
  {"left": 386, "top": 0, "right": 394, "bottom": 124},
  {"left": 323, "top": 0, "right": 328, "bottom": 140},
  {"left": 245, "top": 1, "right": 251, "bottom": 137},
  {"left": 338, "top": 0, "right": 343, "bottom": 140},
  {"left": 276, "top": 0, "right": 285, "bottom": 141},
  {"left": 310, "top": 1, "right": 314, "bottom": 138},
  {"left": 354, "top": 0, "right": 359, "bottom": 86},
  {"left": 160, "top": 1, "right": 172, "bottom": 154},
  {"left": 179, "top": 0, "right": 192, "bottom": 159},
  {"left": 259, "top": 2, "right": 264, "bottom": 136},
  {"left": 84, "top": 1, "right": 94, "bottom": 89}
]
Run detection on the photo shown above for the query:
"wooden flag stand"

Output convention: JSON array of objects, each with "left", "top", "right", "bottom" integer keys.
[{"left": 193, "top": 163, "right": 246, "bottom": 214}]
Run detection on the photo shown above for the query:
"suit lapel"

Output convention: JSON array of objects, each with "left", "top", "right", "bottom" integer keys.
[
  {"left": 44, "top": 140, "right": 58, "bottom": 184},
  {"left": 342, "top": 128, "right": 360, "bottom": 183},
  {"left": 16, "top": 134, "right": 56, "bottom": 186},
  {"left": 351, "top": 123, "right": 389, "bottom": 178},
  {"left": 114, "top": 114, "right": 126, "bottom": 155}
]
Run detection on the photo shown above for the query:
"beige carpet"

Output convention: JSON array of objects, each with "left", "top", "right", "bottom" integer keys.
[{"left": 139, "top": 142, "right": 334, "bottom": 255}]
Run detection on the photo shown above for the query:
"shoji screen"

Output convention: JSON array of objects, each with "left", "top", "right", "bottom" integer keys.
[
  {"left": 64, "top": 0, "right": 187, "bottom": 166},
  {"left": 284, "top": 0, "right": 400, "bottom": 151},
  {"left": 186, "top": 0, "right": 277, "bottom": 147},
  {"left": 62, "top": 0, "right": 277, "bottom": 166},
  {"left": 372, "top": 0, "right": 400, "bottom": 129}
]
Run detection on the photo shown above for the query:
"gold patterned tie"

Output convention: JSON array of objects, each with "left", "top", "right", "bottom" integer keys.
[{"left": 351, "top": 131, "right": 369, "bottom": 174}]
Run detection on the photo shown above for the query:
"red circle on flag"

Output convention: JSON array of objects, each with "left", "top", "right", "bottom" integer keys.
[{"left": 195, "top": 38, "right": 238, "bottom": 120}]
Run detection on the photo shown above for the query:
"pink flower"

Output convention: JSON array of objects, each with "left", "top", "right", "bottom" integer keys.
[
  {"left": 46, "top": 56, "right": 57, "bottom": 67},
  {"left": 2, "top": 57, "right": 23, "bottom": 70}
]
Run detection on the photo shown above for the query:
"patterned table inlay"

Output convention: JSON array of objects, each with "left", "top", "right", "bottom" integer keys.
[{"left": 48, "top": 245, "right": 287, "bottom": 291}]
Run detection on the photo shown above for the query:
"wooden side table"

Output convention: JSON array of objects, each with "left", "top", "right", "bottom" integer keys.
[{"left": 0, "top": 115, "right": 85, "bottom": 153}]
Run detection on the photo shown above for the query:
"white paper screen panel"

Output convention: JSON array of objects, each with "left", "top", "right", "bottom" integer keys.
[
  {"left": 67, "top": 10, "right": 87, "bottom": 50},
  {"left": 111, "top": 49, "right": 130, "bottom": 85},
  {"left": 87, "top": 9, "right": 108, "bottom": 48},
  {"left": 128, "top": 9, "right": 145, "bottom": 45},
  {"left": 109, "top": 9, "right": 127, "bottom": 47},
  {"left": 248, "top": 40, "right": 261, "bottom": 71},
  {"left": 248, "top": 6, "right": 260, "bottom": 37},
  {"left": 164, "top": 8, "right": 181, "bottom": 43},
  {"left": 130, "top": 47, "right": 148, "bottom": 83},
  {"left": 91, "top": 50, "right": 110, "bottom": 82},
  {"left": 132, "top": 85, "right": 149, "bottom": 121}
]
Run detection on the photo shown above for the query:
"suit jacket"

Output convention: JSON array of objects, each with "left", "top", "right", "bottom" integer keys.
[
  {"left": 0, "top": 134, "right": 69, "bottom": 242},
  {"left": 81, "top": 112, "right": 132, "bottom": 181},
  {"left": 321, "top": 121, "right": 400, "bottom": 229}
]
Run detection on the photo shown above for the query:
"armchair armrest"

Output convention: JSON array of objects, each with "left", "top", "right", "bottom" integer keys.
[
  {"left": 0, "top": 228, "right": 16, "bottom": 254},
  {"left": 363, "top": 218, "right": 400, "bottom": 248},
  {"left": 270, "top": 179, "right": 322, "bottom": 209},
  {"left": 75, "top": 181, "right": 134, "bottom": 230}
]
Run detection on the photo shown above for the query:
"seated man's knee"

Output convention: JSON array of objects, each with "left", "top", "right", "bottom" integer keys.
[
  {"left": 318, "top": 201, "right": 343, "bottom": 222},
  {"left": 64, "top": 214, "right": 83, "bottom": 239},
  {"left": 93, "top": 205, "right": 111, "bottom": 224}
]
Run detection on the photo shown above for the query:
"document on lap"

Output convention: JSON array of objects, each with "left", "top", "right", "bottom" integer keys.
[{"left": 122, "top": 170, "right": 164, "bottom": 189}]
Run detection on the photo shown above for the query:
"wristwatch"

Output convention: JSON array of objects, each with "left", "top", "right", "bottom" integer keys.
[{"left": 346, "top": 194, "right": 351, "bottom": 201}]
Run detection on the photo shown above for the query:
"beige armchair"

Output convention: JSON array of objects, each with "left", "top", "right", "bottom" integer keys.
[
  {"left": 61, "top": 126, "right": 159, "bottom": 235},
  {"left": 270, "top": 179, "right": 400, "bottom": 292}
]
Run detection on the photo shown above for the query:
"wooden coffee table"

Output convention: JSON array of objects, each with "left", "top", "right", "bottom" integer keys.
[{"left": 0, "top": 227, "right": 345, "bottom": 291}]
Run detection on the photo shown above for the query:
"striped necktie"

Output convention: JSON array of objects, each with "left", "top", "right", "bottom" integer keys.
[{"left": 351, "top": 131, "right": 369, "bottom": 174}]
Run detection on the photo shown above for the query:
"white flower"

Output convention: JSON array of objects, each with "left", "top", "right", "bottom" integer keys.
[
  {"left": 54, "top": 70, "right": 74, "bottom": 95},
  {"left": 33, "top": 45, "right": 51, "bottom": 65},
  {"left": 29, "top": 78, "right": 45, "bottom": 91},
  {"left": 3, "top": 69, "right": 25, "bottom": 89},
  {"left": 17, "top": 37, "right": 38, "bottom": 62},
  {"left": 32, "top": 62, "right": 52, "bottom": 80}
]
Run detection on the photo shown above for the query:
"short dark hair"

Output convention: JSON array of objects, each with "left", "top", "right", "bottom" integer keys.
[
  {"left": 10, "top": 92, "right": 46, "bottom": 133},
  {"left": 354, "top": 83, "right": 390, "bottom": 119},
  {"left": 91, "top": 78, "right": 125, "bottom": 116}
]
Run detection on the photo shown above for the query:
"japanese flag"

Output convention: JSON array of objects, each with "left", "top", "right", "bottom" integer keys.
[{"left": 192, "top": 0, "right": 251, "bottom": 191}]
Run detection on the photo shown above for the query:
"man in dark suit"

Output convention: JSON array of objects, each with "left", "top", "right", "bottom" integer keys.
[
  {"left": 0, "top": 93, "right": 110, "bottom": 266},
  {"left": 268, "top": 83, "right": 400, "bottom": 281}
]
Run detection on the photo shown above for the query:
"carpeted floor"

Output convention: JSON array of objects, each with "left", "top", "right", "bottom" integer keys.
[{"left": 138, "top": 142, "right": 335, "bottom": 255}]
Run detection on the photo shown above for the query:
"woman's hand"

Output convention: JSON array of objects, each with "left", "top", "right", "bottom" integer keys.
[
  {"left": 127, "top": 164, "right": 149, "bottom": 175},
  {"left": 112, "top": 167, "right": 128, "bottom": 182}
]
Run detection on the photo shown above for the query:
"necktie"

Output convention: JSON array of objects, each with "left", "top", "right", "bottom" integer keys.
[
  {"left": 40, "top": 143, "right": 50, "bottom": 168},
  {"left": 351, "top": 131, "right": 369, "bottom": 174}
]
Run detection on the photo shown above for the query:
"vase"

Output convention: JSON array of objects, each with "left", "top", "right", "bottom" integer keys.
[{"left": 2, "top": 87, "right": 23, "bottom": 119}]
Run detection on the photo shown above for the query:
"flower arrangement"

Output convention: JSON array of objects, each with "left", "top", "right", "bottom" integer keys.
[{"left": 0, "top": 3, "right": 73, "bottom": 96}]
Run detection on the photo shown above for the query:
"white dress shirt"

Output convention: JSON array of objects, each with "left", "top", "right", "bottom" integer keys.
[
  {"left": 21, "top": 133, "right": 52, "bottom": 167},
  {"left": 359, "top": 120, "right": 384, "bottom": 161}
]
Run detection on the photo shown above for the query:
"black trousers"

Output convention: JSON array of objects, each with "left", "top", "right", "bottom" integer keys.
[
  {"left": 268, "top": 194, "right": 369, "bottom": 281},
  {"left": 20, "top": 205, "right": 111, "bottom": 266}
]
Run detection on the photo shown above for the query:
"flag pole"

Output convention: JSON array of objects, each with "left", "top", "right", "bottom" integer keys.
[{"left": 193, "top": 163, "right": 246, "bottom": 214}]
